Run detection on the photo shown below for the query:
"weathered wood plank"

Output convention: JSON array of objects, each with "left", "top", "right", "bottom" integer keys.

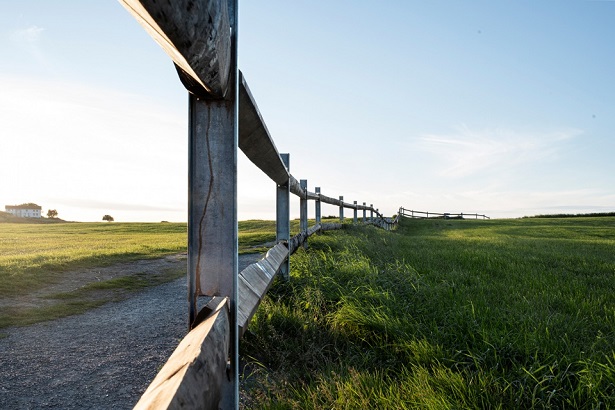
[
  {"left": 264, "top": 243, "right": 289, "bottom": 270},
  {"left": 289, "top": 175, "right": 305, "bottom": 198},
  {"left": 317, "top": 193, "right": 373, "bottom": 212},
  {"left": 237, "top": 244, "right": 289, "bottom": 336},
  {"left": 288, "top": 181, "right": 378, "bottom": 218},
  {"left": 306, "top": 190, "right": 319, "bottom": 201},
  {"left": 188, "top": 96, "right": 237, "bottom": 301},
  {"left": 288, "top": 222, "right": 342, "bottom": 254},
  {"left": 318, "top": 193, "right": 342, "bottom": 206},
  {"left": 238, "top": 218, "right": 391, "bottom": 337},
  {"left": 134, "top": 298, "right": 231, "bottom": 410},
  {"left": 119, "top": 0, "right": 232, "bottom": 98},
  {"left": 300, "top": 180, "right": 308, "bottom": 249},
  {"left": 238, "top": 73, "right": 289, "bottom": 185},
  {"left": 307, "top": 224, "right": 320, "bottom": 236},
  {"left": 276, "top": 154, "right": 290, "bottom": 279},
  {"left": 315, "top": 187, "right": 321, "bottom": 225},
  {"left": 289, "top": 230, "right": 308, "bottom": 254}
]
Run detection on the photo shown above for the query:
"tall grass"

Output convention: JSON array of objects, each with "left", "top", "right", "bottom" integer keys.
[{"left": 241, "top": 217, "right": 615, "bottom": 408}]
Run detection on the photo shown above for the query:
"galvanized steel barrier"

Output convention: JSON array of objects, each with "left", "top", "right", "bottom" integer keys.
[{"left": 119, "top": 1, "right": 396, "bottom": 408}]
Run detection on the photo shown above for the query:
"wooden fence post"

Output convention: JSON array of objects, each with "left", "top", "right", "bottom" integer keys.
[
  {"left": 370, "top": 204, "right": 373, "bottom": 222},
  {"left": 185, "top": 3, "right": 239, "bottom": 407},
  {"left": 363, "top": 202, "right": 366, "bottom": 223},
  {"left": 315, "top": 187, "right": 321, "bottom": 225},
  {"left": 339, "top": 196, "right": 344, "bottom": 222},
  {"left": 300, "top": 179, "right": 308, "bottom": 249},
  {"left": 277, "top": 154, "right": 290, "bottom": 279},
  {"left": 353, "top": 201, "right": 358, "bottom": 224},
  {"left": 121, "top": 1, "right": 240, "bottom": 407},
  {"left": 188, "top": 93, "right": 238, "bottom": 317}
]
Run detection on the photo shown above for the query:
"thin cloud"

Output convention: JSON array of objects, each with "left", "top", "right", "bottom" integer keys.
[
  {"left": 414, "top": 125, "right": 582, "bottom": 178},
  {"left": 9, "top": 25, "right": 47, "bottom": 65},
  {"left": 10, "top": 25, "right": 45, "bottom": 44}
]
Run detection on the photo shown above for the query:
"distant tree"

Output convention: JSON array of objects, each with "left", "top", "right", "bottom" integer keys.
[
  {"left": 47, "top": 209, "right": 58, "bottom": 219},
  {"left": 102, "top": 215, "right": 114, "bottom": 222}
]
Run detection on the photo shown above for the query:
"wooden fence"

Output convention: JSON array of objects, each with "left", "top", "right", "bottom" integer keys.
[
  {"left": 399, "top": 207, "right": 490, "bottom": 220},
  {"left": 119, "top": 1, "right": 396, "bottom": 408}
]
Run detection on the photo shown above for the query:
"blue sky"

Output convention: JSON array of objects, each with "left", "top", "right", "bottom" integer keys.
[{"left": 1, "top": 1, "right": 614, "bottom": 222}]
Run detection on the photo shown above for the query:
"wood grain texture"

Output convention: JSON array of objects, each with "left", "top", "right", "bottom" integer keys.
[
  {"left": 288, "top": 223, "right": 342, "bottom": 255},
  {"left": 188, "top": 97, "right": 237, "bottom": 300},
  {"left": 119, "top": 0, "right": 232, "bottom": 98},
  {"left": 289, "top": 175, "right": 305, "bottom": 198},
  {"left": 134, "top": 298, "right": 231, "bottom": 410},
  {"left": 237, "top": 244, "right": 289, "bottom": 336}
]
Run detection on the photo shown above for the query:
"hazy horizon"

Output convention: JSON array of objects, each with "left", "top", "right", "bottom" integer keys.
[{"left": 2, "top": 2, "right": 614, "bottom": 222}]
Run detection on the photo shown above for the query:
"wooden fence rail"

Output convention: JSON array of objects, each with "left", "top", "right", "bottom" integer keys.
[
  {"left": 120, "top": 1, "right": 397, "bottom": 408},
  {"left": 399, "top": 207, "right": 490, "bottom": 220}
]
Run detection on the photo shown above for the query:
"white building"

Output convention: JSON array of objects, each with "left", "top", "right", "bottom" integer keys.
[{"left": 5, "top": 203, "right": 42, "bottom": 218}]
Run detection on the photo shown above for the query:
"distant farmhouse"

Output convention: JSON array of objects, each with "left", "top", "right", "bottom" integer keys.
[{"left": 5, "top": 203, "right": 42, "bottom": 218}]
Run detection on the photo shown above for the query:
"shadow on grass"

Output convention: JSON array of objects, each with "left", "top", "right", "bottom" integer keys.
[{"left": 240, "top": 222, "right": 615, "bottom": 409}]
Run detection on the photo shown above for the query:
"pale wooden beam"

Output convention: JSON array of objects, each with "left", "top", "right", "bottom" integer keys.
[{"left": 134, "top": 298, "right": 231, "bottom": 410}]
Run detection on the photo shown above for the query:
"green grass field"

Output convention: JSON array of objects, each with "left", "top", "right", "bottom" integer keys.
[
  {"left": 0, "top": 222, "right": 188, "bottom": 297},
  {"left": 241, "top": 217, "right": 615, "bottom": 408},
  {"left": 0, "top": 218, "right": 334, "bottom": 329},
  {"left": 0, "top": 218, "right": 337, "bottom": 298},
  {"left": 3, "top": 216, "right": 614, "bottom": 406}
]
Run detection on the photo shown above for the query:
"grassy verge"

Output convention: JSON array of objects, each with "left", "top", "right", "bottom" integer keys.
[
  {"left": 241, "top": 217, "right": 615, "bottom": 408},
  {"left": 0, "top": 266, "right": 185, "bottom": 329}
]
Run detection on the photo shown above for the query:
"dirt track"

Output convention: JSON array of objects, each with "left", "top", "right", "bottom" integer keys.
[{"left": 0, "top": 253, "right": 261, "bottom": 409}]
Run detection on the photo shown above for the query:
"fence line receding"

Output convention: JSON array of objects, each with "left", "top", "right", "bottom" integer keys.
[
  {"left": 399, "top": 207, "right": 490, "bottom": 220},
  {"left": 120, "top": 1, "right": 397, "bottom": 408}
]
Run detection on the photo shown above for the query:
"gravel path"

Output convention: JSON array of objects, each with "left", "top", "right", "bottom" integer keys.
[{"left": 0, "top": 254, "right": 261, "bottom": 409}]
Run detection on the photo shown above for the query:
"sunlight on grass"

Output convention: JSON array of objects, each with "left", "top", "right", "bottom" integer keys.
[
  {"left": 0, "top": 220, "right": 285, "bottom": 297},
  {"left": 0, "top": 222, "right": 187, "bottom": 297},
  {"left": 0, "top": 220, "right": 279, "bottom": 328},
  {"left": 241, "top": 217, "right": 615, "bottom": 408}
]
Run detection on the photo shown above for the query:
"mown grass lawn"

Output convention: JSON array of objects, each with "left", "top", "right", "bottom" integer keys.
[{"left": 241, "top": 217, "right": 615, "bottom": 409}]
